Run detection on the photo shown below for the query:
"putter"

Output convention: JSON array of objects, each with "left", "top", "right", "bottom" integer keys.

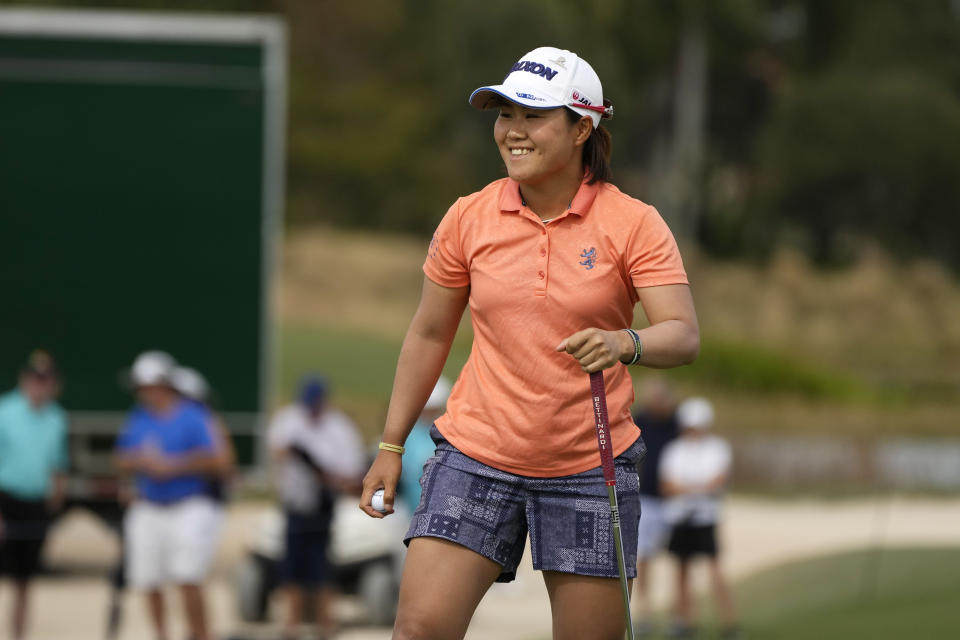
[{"left": 589, "top": 370, "right": 635, "bottom": 640}]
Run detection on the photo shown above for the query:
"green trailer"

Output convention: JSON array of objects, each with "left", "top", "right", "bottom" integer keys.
[{"left": 0, "top": 8, "right": 286, "bottom": 519}]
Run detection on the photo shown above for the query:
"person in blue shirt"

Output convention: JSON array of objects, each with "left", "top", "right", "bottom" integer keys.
[
  {"left": 0, "top": 349, "right": 68, "bottom": 640},
  {"left": 114, "top": 351, "right": 222, "bottom": 640},
  {"left": 170, "top": 365, "right": 236, "bottom": 506}
]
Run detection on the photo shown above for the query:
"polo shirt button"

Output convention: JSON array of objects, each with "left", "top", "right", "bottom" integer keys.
[
  {"left": 540, "top": 248, "right": 547, "bottom": 256},
  {"left": 538, "top": 271, "right": 545, "bottom": 279}
]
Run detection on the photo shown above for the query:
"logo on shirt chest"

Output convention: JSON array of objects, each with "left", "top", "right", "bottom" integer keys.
[{"left": 579, "top": 247, "right": 597, "bottom": 270}]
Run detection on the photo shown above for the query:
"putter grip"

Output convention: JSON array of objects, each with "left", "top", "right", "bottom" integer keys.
[{"left": 589, "top": 371, "right": 617, "bottom": 486}]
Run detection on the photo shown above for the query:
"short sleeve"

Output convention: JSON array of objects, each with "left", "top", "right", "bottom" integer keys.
[
  {"left": 423, "top": 199, "right": 470, "bottom": 288},
  {"left": 334, "top": 416, "right": 367, "bottom": 478},
  {"left": 190, "top": 414, "right": 216, "bottom": 452},
  {"left": 627, "top": 206, "right": 689, "bottom": 288},
  {"left": 267, "top": 408, "right": 294, "bottom": 451},
  {"left": 115, "top": 417, "right": 143, "bottom": 452}
]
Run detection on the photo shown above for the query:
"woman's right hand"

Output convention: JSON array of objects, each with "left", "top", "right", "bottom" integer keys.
[{"left": 359, "top": 449, "right": 403, "bottom": 518}]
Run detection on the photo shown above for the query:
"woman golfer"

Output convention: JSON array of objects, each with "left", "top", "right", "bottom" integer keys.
[{"left": 361, "top": 46, "right": 699, "bottom": 640}]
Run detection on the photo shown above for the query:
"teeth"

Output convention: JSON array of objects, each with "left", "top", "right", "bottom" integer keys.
[{"left": 511, "top": 148, "right": 531, "bottom": 156}]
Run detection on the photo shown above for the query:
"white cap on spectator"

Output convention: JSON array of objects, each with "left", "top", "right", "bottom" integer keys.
[
  {"left": 129, "top": 351, "right": 176, "bottom": 387},
  {"left": 171, "top": 366, "right": 210, "bottom": 402},
  {"left": 676, "top": 397, "right": 715, "bottom": 430},
  {"left": 424, "top": 376, "right": 452, "bottom": 411}
]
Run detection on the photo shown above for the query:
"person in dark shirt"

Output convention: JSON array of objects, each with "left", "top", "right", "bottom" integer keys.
[{"left": 630, "top": 377, "right": 679, "bottom": 635}]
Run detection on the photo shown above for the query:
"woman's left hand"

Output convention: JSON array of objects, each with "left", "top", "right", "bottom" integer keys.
[{"left": 556, "top": 328, "right": 633, "bottom": 373}]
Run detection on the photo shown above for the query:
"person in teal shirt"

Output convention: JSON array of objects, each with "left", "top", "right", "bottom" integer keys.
[
  {"left": 398, "top": 377, "right": 451, "bottom": 514},
  {"left": 0, "top": 350, "right": 68, "bottom": 640}
]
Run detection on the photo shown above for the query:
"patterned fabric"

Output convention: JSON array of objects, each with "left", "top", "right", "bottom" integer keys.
[{"left": 404, "top": 426, "right": 644, "bottom": 582}]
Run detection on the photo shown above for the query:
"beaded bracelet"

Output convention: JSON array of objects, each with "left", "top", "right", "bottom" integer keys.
[
  {"left": 622, "top": 328, "right": 643, "bottom": 365},
  {"left": 378, "top": 442, "right": 405, "bottom": 454}
]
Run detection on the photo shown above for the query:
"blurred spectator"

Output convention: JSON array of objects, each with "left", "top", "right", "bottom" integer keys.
[
  {"left": 0, "top": 350, "right": 67, "bottom": 640},
  {"left": 268, "top": 375, "right": 365, "bottom": 640},
  {"left": 114, "top": 351, "right": 222, "bottom": 640},
  {"left": 171, "top": 365, "right": 236, "bottom": 509},
  {"left": 660, "top": 397, "right": 739, "bottom": 639},
  {"left": 630, "top": 377, "right": 680, "bottom": 635},
  {"left": 398, "top": 376, "right": 451, "bottom": 513}
]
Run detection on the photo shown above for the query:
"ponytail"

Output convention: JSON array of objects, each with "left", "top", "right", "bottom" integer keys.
[
  {"left": 583, "top": 124, "right": 612, "bottom": 184},
  {"left": 566, "top": 108, "right": 612, "bottom": 184}
]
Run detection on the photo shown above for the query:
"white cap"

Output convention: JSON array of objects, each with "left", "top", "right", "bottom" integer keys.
[
  {"left": 676, "top": 397, "right": 714, "bottom": 430},
  {"left": 171, "top": 366, "right": 210, "bottom": 402},
  {"left": 469, "top": 46, "right": 612, "bottom": 128},
  {"left": 424, "top": 376, "right": 452, "bottom": 411},
  {"left": 130, "top": 351, "right": 176, "bottom": 387}
]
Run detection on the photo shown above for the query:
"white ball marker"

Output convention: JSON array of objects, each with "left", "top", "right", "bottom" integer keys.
[{"left": 372, "top": 489, "right": 387, "bottom": 513}]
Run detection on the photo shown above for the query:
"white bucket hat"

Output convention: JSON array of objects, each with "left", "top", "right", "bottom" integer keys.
[
  {"left": 171, "top": 366, "right": 210, "bottom": 402},
  {"left": 129, "top": 350, "right": 177, "bottom": 387},
  {"left": 676, "top": 397, "right": 715, "bottom": 430},
  {"left": 469, "top": 46, "right": 613, "bottom": 128}
]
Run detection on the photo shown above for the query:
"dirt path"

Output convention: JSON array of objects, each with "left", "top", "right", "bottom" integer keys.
[{"left": 19, "top": 495, "right": 960, "bottom": 640}]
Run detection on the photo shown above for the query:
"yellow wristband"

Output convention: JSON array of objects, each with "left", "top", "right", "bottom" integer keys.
[{"left": 378, "top": 441, "right": 405, "bottom": 454}]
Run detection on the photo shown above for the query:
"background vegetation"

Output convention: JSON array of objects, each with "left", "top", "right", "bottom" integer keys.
[
  {"left": 15, "top": 0, "right": 960, "bottom": 270},
  {"left": 9, "top": 0, "right": 958, "bottom": 439}
]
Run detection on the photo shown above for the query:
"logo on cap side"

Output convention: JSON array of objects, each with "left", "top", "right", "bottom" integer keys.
[
  {"left": 549, "top": 56, "right": 567, "bottom": 69},
  {"left": 572, "top": 90, "right": 593, "bottom": 107},
  {"left": 510, "top": 60, "right": 560, "bottom": 81},
  {"left": 516, "top": 92, "right": 544, "bottom": 101}
]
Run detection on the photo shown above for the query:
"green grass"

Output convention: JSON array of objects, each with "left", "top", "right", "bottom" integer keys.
[
  {"left": 277, "top": 322, "right": 472, "bottom": 439},
  {"left": 731, "top": 547, "right": 960, "bottom": 638},
  {"left": 665, "top": 336, "right": 880, "bottom": 403}
]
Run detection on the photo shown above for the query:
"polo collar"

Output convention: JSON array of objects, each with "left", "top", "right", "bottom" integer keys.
[{"left": 499, "top": 178, "right": 601, "bottom": 218}]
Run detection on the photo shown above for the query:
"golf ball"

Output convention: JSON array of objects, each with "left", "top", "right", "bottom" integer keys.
[{"left": 372, "top": 489, "right": 387, "bottom": 513}]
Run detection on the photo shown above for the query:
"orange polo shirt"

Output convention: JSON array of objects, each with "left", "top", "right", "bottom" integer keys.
[{"left": 424, "top": 177, "right": 688, "bottom": 477}]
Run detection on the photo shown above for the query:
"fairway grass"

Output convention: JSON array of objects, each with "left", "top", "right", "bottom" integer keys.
[
  {"left": 277, "top": 322, "right": 472, "bottom": 438},
  {"left": 733, "top": 546, "right": 960, "bottom": 639}
]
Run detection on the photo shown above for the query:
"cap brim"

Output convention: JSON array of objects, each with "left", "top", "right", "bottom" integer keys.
[{"left": 469, "top": 85, "right": 563, "bottom": 111}]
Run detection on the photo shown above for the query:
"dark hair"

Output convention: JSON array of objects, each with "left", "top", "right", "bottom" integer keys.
[{"left": 564, "top": 108, "right": 612, "bottom": 184}]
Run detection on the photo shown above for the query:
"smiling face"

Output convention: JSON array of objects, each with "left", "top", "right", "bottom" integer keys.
[{"left": 494, "top": 103, "right": 592, "bottom": 185}]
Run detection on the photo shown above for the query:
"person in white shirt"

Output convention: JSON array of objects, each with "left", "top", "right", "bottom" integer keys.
[
  {"left": 659, "top": 397, "right": 739, "bottom": 639},
  {"left": 268, "top": 376, "right": 365, "bottom": 640}
]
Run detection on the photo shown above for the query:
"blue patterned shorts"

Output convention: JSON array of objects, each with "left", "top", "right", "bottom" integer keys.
[{"left": 404, "top": 426, "right": 645, "bottom": 583}]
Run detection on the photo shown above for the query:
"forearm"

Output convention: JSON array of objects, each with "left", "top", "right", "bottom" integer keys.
[
  {"left": 631, "top": 283, "right": 700, "bottom": 369},
  {"left": 114, "top": 453, "right": 140, "bottom": 475},
  {"left": 172, "top": 452, "right": 222, "bottom": 475},
  {"left": 213, "top": 420, "right": 236, "bottom": 476},
  {"left": 635, "top": 318, "right": 699, "bottom": 369},
  {"left": 660, "top": 479, "right": 682, "bottom": 497},
  {"left": 48, "top": 473, "right": 67, "bottom": 510},
  {"left": 52, "top": 473, "right": 67, "bottom": 498},
  {"left": 381, "top": 327, "right": 456, "bottom": 446}
]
